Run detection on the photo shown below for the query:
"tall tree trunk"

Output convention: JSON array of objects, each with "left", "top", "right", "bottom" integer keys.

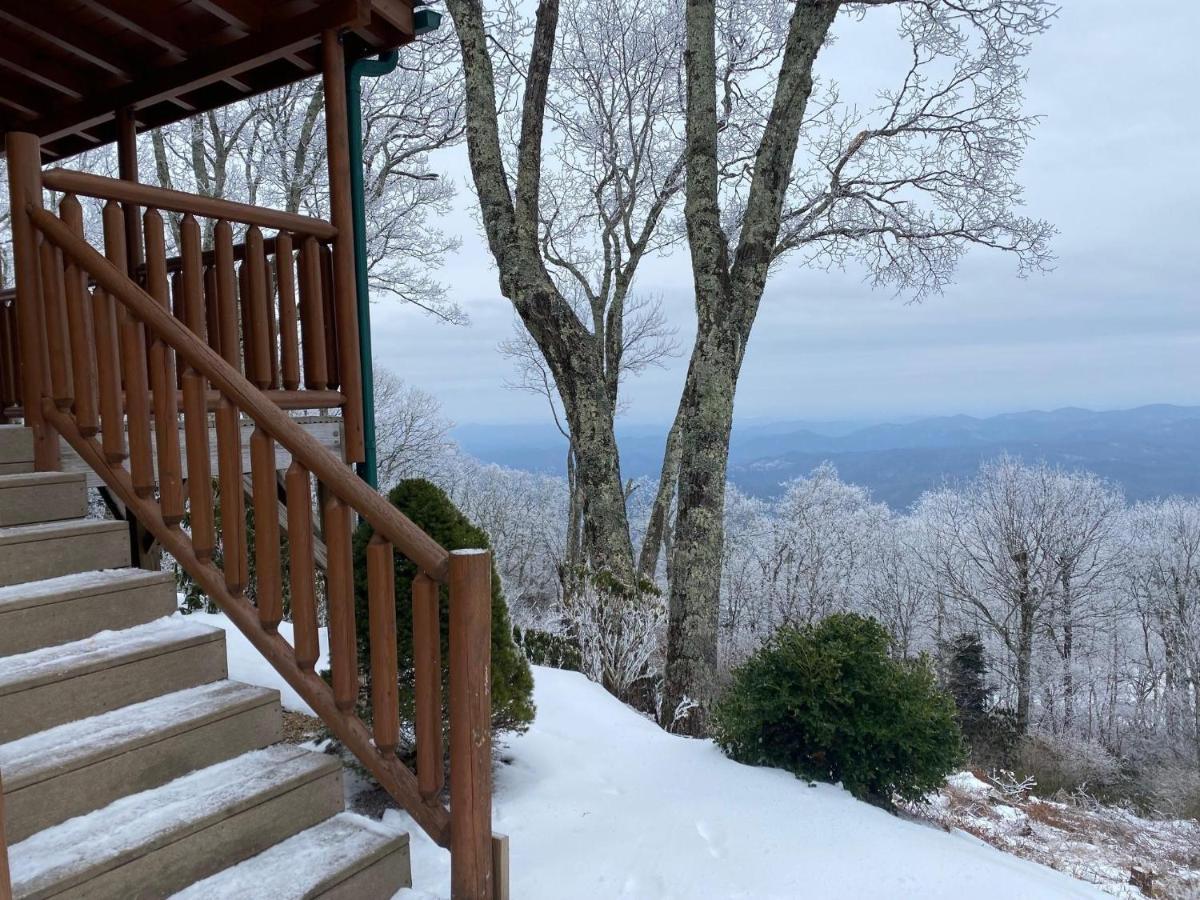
[
  {"left": 662, "top": 319, "right": 741, "bottom": 732},
  {"left": 637, "top": 410, "right": 683, "bottom": 580},
  {"left": 660, "top": 0, "right": 839, "bottom": 733}
]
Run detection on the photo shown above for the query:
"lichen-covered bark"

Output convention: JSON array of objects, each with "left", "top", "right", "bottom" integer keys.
[
  {"left": 662, "top": 0, "right": 840, "bottom": 733},
  {"left": 446, "top": 0, "right": 636, "bottom": 582}
]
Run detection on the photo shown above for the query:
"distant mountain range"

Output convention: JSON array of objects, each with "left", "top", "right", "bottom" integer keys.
[{"left": 453, "top": 404, "right": 1200, "bottom": 510}]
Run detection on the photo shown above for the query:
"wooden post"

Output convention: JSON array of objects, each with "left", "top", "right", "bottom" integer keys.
[
  {"left": 1, "top": 768, "right": 11, "bottom": 900},
  {"left": 4, "top": 132, "right": 58, "bottom": 471},
  {"left": 449, "top": 549, "right": 494, "bottom": 900},
  {"left": 116, "top": 107, "right": 145, "bottom": 273},
  {"left": 320, "top": 30, "right": 365, "bottom": 466}
]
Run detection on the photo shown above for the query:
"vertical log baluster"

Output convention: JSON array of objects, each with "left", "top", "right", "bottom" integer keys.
[
  {"left": 266, "top": 254, "right": 281, "bottom": 391},
  {"left": 170, "top": 271, "right": 185, "bottom": 390},
  {"left": 105, "top": 210, "right": 153, "bottom": 497},
  {"left": 180, "top": 214, "right": 214, "bottom": 559},
  {"left": 276, "top": 232, "right": 300, "bottom": 391},
  {"left": 59, "top": 195, "right": 98, "bottom": 436},
  {"left": 413, "top": 572, "right": 444, "bottom": 801},
  {"left": 213, "top": 219, "right": 247, "bottom": 593},
  {"left": 97, "top": 201, "right": 128, "bottom": 463},
  {"left": 449, "top": 549, "right": 495, "bottom": 900},
  {"left": 368, "top": 536, "right": 399, "bottom": 756},
  {"left": 143, "top": 209, "right": 185, "bottom": 523},
  {"left": 246, "top": 227, "right": 272, "bottom": 389},
  {"left": 251, "top": 426, "right": 282, "bottom": 632},
  {"left": 286, "top": 462, "right": 319, "bottom": 669},
  {"left": 298, "top": 236, "right": 328, "bottom": 390},
  {"left": 238, "top": 262, "right": 255, "bottom": 385},
  {"left": 325, "top": 493, "right": 358, "bottom": 711},
  {"left": 0, "top": 305, "right": 14, "bottom": 413},
  {"left": 37, "top": 241, "right": 73, "bottom": 409},
  {"left": 204, "top": 265, "right": 222, "bottom": 358},
  {"left": 215, "top": 400, "right": 247, "bottom": 595},
  {"left": 214, "top": 222, "right": 241, "bottom": 371},
  {"left": 319, "top": 242, "right": 340, "bottom": 391}
]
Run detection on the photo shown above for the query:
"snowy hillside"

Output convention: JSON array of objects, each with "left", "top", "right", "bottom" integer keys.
[
  {"left": 389, "top": 666, "right": 1105, "bottom": 900},
  {"left": 200, "top": 613, "right": 1105, "bottom": 898}
]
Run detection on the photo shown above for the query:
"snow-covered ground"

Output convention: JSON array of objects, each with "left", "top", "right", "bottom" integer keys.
[
  {"left": 198, "top": 613, "right": 1108, "bottom": 898},
  {"left": 914, "top": 772, "right": 1200, "bottom": 898}
]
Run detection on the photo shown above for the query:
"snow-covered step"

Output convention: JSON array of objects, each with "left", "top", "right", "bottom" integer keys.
[
  {"left": 8, "top": 745, "right": 344, "bottom": 900},
  {"left": 0, "top": 568, "right": 176, "bottom": 656},
  {"left": 169, "top": 812, "right": 411, "bottom": 900},
  {"left": 0, "top": 680, "right": 282, "bottom": 843},
  {"left": 0, "top": 518, "right": 128, "bottom": 588},
  {"left": 0, "top": 470, "right": 86, "bottom": 527},
  {"left": 0, "top": 425, "right": 33, "bottom": 474},
  {"left": 0, "top": 617, "right": 226, "bottom": 742}
]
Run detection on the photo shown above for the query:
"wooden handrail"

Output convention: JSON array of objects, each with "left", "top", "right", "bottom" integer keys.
[{"left": 42, "top": 169, "right": 337, "bottom": 240}]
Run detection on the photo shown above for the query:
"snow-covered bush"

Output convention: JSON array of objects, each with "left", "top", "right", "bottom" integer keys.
[
  {"left": 1015, "top": 729, "right": 1125, "bottom": 801},
  {"left": 713, "top": 613, "right": 963, "bottom": 807},
  {"left": 563, "top": 571, "right": 665, "bottom": 704}
]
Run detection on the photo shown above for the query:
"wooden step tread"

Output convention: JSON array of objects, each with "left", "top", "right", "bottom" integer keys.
[
  {"left": 0, "top": 518, "right": 124, "bottom": 546},
  {"left": 0, "top": 680, "right": 279, "bottom": 790},
  {"left": 0, "top": 617, "right": 222, "bottom": 696},
  {"left": 8, "top": 745, "right": 342, "bottom": 899},
  {"left": 0, "top": 568, "right": 172, "bottom": 614},
  {"left": 168, "top": 812, "right": 411, "bottom": 900},
  {"left": 0, "top": 471, "right": 84, "bottom": 488}
]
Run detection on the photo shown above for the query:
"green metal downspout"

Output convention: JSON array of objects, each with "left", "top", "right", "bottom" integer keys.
[{"left": 345, "top": 50, "right": 399, "bottom": 490}]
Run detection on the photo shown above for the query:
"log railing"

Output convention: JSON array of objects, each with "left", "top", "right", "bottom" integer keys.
[
  {"left": 40, "top": 168, "right": 352, "bottom": 429},
  {"left": 4, "top": 133, "right": 503, "bottom": 899}
]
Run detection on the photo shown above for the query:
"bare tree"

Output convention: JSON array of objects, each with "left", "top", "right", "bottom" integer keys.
[
  {"left": 445, "top": 0, "right": 688, "bottom": 584},
  {"left": 663, "top": 0, "right": 1055, "bottom": 731},
  {"left": 437, "top": 0, "right": 1056, "bottom": 728},
  {"left": 372, "top": 367, "right": 456, "bottom": 490}
]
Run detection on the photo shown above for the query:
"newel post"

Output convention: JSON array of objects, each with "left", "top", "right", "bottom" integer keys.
[
  {"left": 1, "top": 767, "right": 12, "bottom": 900},
  {"left": 320, "top": 29, "right": 366, "bottom": 469},
  {"left": 4, "top": 132, "right": 58, "bottom": 471},
  {"left": 449, "top": 549, "right": 496, "bottom": 900}
]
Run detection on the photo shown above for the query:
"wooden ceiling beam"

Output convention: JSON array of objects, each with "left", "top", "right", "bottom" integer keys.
[
  {"left": 79, "top": 0, "right": 229, "bottom": 58},
  {"left": 36, "top": 0, "right": 372, "bottom": 146},
  {"left": 0, "top": 7, "right": 136, "bottom": 80},
  {"left": 0, "top": 37, "right": 97, "bottom": 101}
]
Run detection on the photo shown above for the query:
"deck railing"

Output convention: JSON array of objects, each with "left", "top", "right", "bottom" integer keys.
[{"left": 3, "top": 131, "right": 503, "bottom": 899}]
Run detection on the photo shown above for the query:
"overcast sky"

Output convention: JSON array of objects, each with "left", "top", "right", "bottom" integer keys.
[{"left": 369, "top": 0, "right": 1200, "bottom": 427}]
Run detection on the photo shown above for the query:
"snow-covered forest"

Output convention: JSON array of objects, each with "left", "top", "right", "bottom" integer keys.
[{"left": 385, "top": 379, "right": 1200, "bottom": 820}]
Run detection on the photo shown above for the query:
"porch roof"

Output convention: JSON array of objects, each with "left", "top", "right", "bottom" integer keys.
[{"left": 0, "top": 0, "right": 418, "bottom": 162}]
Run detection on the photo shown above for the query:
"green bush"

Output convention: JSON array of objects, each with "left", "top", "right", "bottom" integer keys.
[
  {"left": 713, "top": 613, "right": 963, "bottom": 807},
  {"left": 514, "top": 626, "right": 582, "bottom": 672},
  {"left": 351, "top": 479, "right": 535, "bottom": 737}
]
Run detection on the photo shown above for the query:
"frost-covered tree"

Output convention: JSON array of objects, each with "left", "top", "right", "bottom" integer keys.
[
  {"left": 442, "top": 0, "right": 1055, "bottom": 731},
  {"left": 1127, "top": 497, "right": 1200, "bottom": 768}
]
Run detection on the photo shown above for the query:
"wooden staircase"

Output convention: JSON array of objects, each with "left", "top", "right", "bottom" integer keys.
[
  {"left": 2, "top": 123, "right": 503, "bottom": 899},
  {"left": 0, "top": 426, "right": 412, "bottom": 899}
]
